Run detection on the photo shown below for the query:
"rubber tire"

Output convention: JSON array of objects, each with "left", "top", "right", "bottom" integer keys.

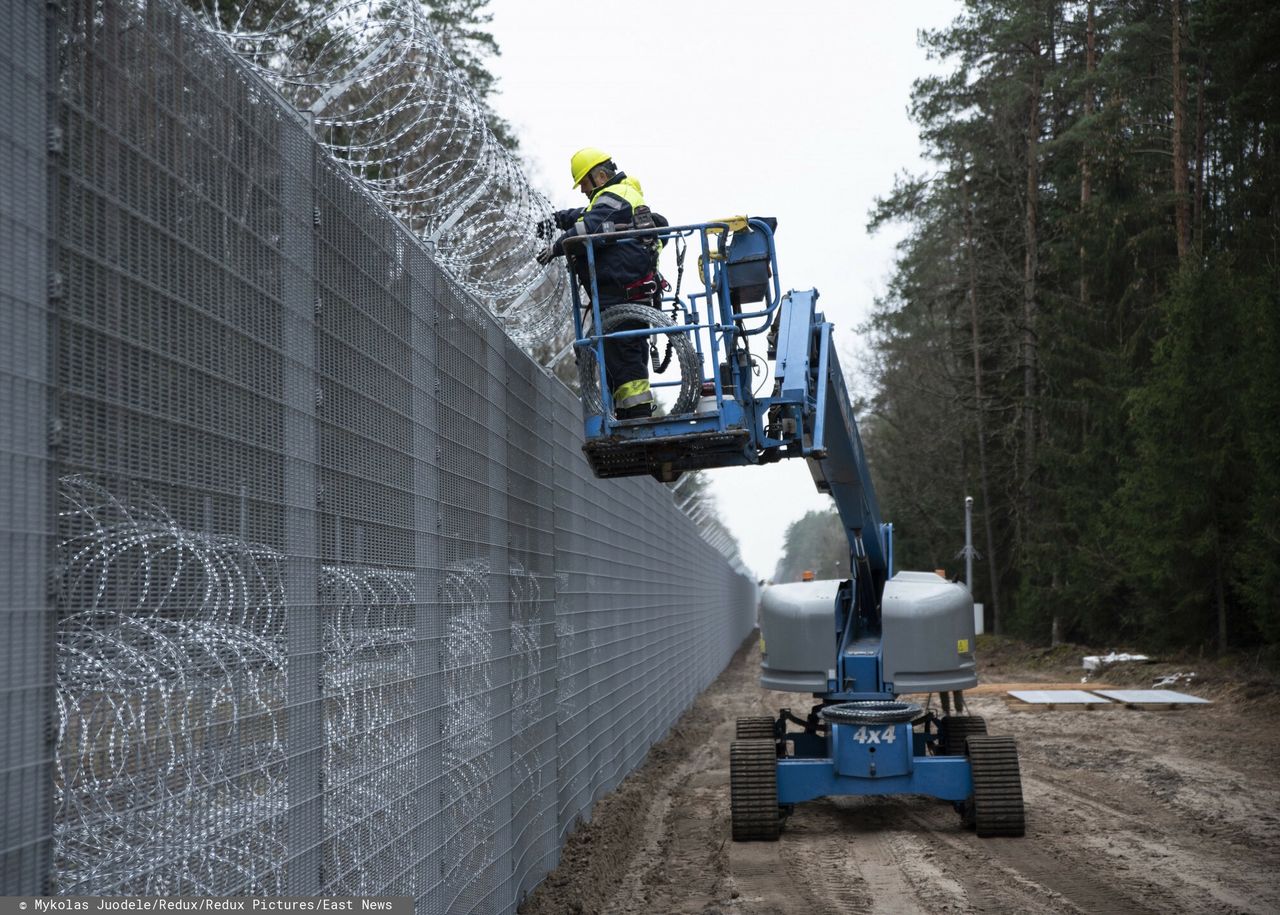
[
  {"left": 730, "top": 739, "right": 782, "bottom": 841},
  {"left": 736, "top": 716, "right": 776, "bottom": 741},
  {"left": 940, "top": 715, "right": 987, "bottom": 756},
  {"left": 964, "top": 735, "right": 1026, "bottom": 837}
]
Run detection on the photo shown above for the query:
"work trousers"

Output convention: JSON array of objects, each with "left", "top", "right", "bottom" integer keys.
[{"left": 600, "top": 296, "right": 651, "bottom": 400}]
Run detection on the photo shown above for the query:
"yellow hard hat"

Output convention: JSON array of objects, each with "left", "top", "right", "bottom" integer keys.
[{"left": 570, "top": 147, "right": 611, "bottom": 188}]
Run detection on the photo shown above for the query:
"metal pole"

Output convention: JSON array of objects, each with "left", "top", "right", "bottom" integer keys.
[{"left": 964, "top": 495, "right": 974, "bottom": 592}]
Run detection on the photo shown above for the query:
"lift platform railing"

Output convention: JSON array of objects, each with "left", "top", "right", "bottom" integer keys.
[{"left": 564, "top": 217, "right": 783, "bottom": 442}]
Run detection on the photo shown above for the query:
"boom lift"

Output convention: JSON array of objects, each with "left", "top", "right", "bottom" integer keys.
[{"left": 565, "top": 217, "right": 1025, "bottom": 839}]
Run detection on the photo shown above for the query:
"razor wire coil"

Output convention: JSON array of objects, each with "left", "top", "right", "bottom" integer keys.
[
  {"left": 54, "top": 476, "right": 546, "bottom": 898},
  {"left": 576, "top": 303, "right": 701, "bottom": 417},
  {"left": 818, "top": 701, "right": 926, "bottom": 725},
  {"left": 191, "top": 0, "right": 571, "bottom": 352}
]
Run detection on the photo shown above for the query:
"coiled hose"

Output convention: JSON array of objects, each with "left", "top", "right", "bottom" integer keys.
[{"left": 577, "top": 303, "right": 701, "bottom": 417}]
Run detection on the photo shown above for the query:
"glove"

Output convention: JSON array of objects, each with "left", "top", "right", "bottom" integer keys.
[
  {"left": 553, "top": 208, "right": 580, "bottom": 231},
  {"left": 535, "top": 217, "right": 554, "bottom": 240},
  {"left": 535, "top": 244, "right": 557, "bottom": 266}
]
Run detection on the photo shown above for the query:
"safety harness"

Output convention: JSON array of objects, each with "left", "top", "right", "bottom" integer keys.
[{"left": 648, "top": 235, "right": 686, "bottom": 373}]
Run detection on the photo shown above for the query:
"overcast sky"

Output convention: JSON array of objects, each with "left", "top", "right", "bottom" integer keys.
[{"left": 485, "top": 0, "right": 963, "bottom": 581}]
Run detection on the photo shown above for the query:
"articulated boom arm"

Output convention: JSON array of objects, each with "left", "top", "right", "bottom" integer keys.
[
  {"left": 771, "top": 289, "right": 888, "bottom": 625},
  {"left": 802, "top": 328, "right": 888, "bottom": 586}
]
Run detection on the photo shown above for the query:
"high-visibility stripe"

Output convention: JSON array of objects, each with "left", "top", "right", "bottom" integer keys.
[
  {"left": 587, "top": 192, "right": 626, "bottom": 212},
  {"left": 616, "top": 391, "right": 654, "bottom": 408},
  {"left": 614, "top": 379, "right": 653, "bottom": 408},
  {"left": 590, "top": 176, "right": 644, "bottom": 212}
]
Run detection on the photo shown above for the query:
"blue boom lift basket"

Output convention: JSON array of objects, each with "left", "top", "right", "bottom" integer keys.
[{"left": 568, "top": 217, "right": 816, "bottom": 481}]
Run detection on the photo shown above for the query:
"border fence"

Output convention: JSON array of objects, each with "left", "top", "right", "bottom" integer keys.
[{"left": 0, "top": 0, "right": 757, "bottom": 910}]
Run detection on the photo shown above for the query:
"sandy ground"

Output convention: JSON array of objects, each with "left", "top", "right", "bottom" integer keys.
[{"left": 519, "top": 635, "right": 1280, "bottom": 915}]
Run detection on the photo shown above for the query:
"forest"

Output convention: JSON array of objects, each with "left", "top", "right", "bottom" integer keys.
[{"left": 853, "top": 0, "right": 1278, "bottom": 656}]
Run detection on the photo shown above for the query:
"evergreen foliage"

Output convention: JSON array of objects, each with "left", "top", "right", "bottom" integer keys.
[
  {"left": 421, "top": 0, "right": 519, "bottom": 150},
  {"left": 773, "top": 510, "right": 851, "bottom": 585},
  {"left": 864, "top": 0, "right": 1279, "bottom": 652}
]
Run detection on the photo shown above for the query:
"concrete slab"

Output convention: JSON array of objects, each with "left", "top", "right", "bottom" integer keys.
[
  {"left": 1008, "top": 690, "right": 1112, "bottom": 704},
  {"left": 1091, "top": 689, "right": 1211, "bottom": 706}
]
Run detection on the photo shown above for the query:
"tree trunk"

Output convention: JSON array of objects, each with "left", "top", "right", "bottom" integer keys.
[
  {"left": 965, "top": 173, "right": 1003, "bottom": 635},
  {"left": 1050, "top": 565, "right": 1063, "bottom": 646},
  {"left": 1022, "top": 18, "right": 1043, "bottom": 545},
  {"left": 1193, "top": 61, "right": 1206, "bottom": 255},
  {"left": 1079, "top": 2, "right": 1095, "bottom": 308},
  {"left": 1172, "top": 0, "right": 1191, "bottom": 260},
  {"left": 1215, "top": 539, "right": 1228, "bottom": 654}
]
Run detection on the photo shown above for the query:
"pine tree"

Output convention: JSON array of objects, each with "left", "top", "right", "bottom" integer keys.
[
  {"left": 774, "top": 510, "right": 851, "bottom": 584},
  {"left": 863, "top": 0, "right": 1280, "bottom": 655},
  {"left": 421, "top": 0, "right": 519, "bottom": 150}
]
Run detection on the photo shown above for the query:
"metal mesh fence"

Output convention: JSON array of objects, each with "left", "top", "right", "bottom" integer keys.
[{"left": 0, "top": 0, "right": 757, "bottom": 909}]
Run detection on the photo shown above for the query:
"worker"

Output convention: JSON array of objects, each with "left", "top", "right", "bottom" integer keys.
[{"left": 536, "top": 147, "right": 663, "bottom": 419}]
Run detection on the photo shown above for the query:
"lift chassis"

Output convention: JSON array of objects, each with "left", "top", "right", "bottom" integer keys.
[{"left": 565, "top": 216, "right": 1025, "bottom": 840}]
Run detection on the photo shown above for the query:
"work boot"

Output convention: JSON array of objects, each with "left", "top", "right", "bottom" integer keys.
[{"left": 616, "top": 403, "right": 654, "bottom": 420}]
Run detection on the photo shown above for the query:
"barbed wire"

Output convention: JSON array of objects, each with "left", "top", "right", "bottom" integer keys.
[
  {"left": 191, "top": 0, "right": 571, "bottom": 353},
  {"left": 55, "top": 477, "right": 550, "bottom": 895},
  {"left": 320, "top": 564, "right": 418, "bottom": 896},
  {"left": 55, "top": 476, "right": 289, "bottom": 895}
]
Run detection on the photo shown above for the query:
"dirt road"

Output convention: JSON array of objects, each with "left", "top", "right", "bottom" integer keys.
[{"left": 520, "top": 635, "right": 1280, "bottom": 915}]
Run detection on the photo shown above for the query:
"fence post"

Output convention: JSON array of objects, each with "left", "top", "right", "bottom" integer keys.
[
  {"left": 281, "top": 113, "right": 322, "bottom": 896},
  {"left": 487, "top": 326, "right": 515, "bottom": 906},
  {"left": 964, "top": 495, "right": 975, "bottom": 592},
  {"left": 410, "top": 248, "right": 444, "bottom": 911}
]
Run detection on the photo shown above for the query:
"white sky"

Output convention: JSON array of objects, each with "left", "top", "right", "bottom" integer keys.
[{"left": 485, "top": 0, "right": 962, "bottom": 581}]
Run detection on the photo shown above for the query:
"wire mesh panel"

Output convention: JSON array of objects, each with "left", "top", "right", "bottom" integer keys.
[
  {"left": 0, "top": 0, "right": 54, "bottom": 894},
  {"left": 52, "top": 0, "right": 299, "bottom": 893},
  {"left": 503, "top": 343, "right": 558, "bottom": 905},
  {"left": 314, "top": 151, "right": 421, "bottom": 899},
  {"left": 548, "top": 384, "right": 595, "bottom": 843},
  {"left": 1, "top": 0, "right": 757, "bottom": 908},
  {"left": 548, "top": 384, "right": 757, "bottom": 844}
]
